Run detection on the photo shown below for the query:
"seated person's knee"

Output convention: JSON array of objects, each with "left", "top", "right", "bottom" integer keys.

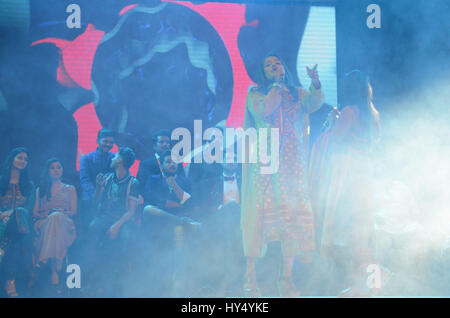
[{"left": 143, "top": 205, "right": 161, "bottom": 219}]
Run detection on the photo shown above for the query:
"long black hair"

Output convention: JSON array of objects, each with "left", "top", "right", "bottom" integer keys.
[
  {"left": 341, "top": 70, "right": 381, "bottom": 143},
  {"left": 38, "top": 157, "right": 62, "bottom": 200},
  {"left": 0, "top": 147, "right": 33, "bottom": 196},
  {"left": 256, "top": 52, "right": 300, "bottom": 102}
]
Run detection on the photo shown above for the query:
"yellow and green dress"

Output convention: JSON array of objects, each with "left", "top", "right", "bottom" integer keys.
[{"left": 241, "top": 84, "right": 324, "bottom": 258}]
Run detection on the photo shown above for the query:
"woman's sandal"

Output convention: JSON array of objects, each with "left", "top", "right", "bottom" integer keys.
[{"left": 243, "top": 274, "right": 261, "bottom": 297}]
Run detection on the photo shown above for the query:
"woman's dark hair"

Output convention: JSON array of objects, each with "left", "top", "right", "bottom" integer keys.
[
  {"left": 0, "top": 147, "right": 33, "bottom": 196},
  {"left": 256, "top": 52, "right": 299, "bottom": 102},
  {"left": 341, "top": 70, "right": 381, "bottom": 142},
  {"left": 38, "top": 157, "right": 62, "bottom": 200},
  {"left": 341, "top": 70, "right": 370, "bottom": 108}
]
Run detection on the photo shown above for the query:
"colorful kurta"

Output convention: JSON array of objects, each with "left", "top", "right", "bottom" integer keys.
[
  {"left": 0, "top": 183, "right": 35, "bottom": 252},
  {"left": 241, "top": 84, "right": 324, "bottom": 258}
]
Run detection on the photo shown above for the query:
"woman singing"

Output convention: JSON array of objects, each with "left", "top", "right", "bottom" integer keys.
[{"left": 241, "top": 54, "right": 324, "bottom": 297}]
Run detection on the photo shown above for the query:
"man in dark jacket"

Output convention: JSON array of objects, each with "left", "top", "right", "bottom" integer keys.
[
  {"left": 142, "top": 150, "right": 199, "bottom": 296},
  {"left": 136, "top": 129, "right": 185, "bottom": 194}
]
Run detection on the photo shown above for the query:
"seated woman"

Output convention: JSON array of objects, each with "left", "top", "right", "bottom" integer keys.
[
  {"left": 0, "top": 147, "right": 35, "bottom": 297},
  {"left": 33, "top": 158, "right": 76, "bottom": 288}
]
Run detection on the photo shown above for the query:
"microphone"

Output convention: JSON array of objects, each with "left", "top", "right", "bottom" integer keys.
[
  {"left": 272, "top": 73, "right": 286, "bottom": 91},
  {"left": 271, "top": 73, "right": 284, "bottom": 90},
  {"left": 322, "top": 103, "right": 341, "bottom": 131}
]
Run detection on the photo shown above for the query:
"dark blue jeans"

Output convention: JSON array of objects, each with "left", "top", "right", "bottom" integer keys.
[{"left": 85, "top": 213, "right": 137, "bottom": 293}]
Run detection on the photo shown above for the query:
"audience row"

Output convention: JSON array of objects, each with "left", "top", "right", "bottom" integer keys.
[{"left": 0, "top": 128, "right": 242, "bottom": 297}]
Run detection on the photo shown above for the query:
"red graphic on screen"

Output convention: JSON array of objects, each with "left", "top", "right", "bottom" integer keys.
[
  {"left": 119, "top": 4, "right": 139, "bottom": 16},
  {"left": 167, "top": 1, "right": 254, "bottom": 127},
  {"left": 30, "top": 37, "right": 78, "bottom": 88},
  {"left": 32, "top": 1, "right": 254, "bottom": 175}
]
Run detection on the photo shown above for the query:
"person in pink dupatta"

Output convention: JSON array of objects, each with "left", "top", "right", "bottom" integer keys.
[{"left": 312, "top": 70, "right": 386, "bottom": 296}]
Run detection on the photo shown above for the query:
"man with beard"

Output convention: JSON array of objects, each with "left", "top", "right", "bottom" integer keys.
[
  {"left": 137, "top": 129, "right": 185, "bottom": 194},
  {"left": 141, "top": 150, "right": 200, "bottom": 296}
]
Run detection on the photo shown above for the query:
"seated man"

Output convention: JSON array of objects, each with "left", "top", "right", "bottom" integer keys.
[
  {"left": 137, "top": 129, "right": 185, "bottom": 194},
  {"left": 142, "top": 150, "right": 200, "bottom": 296},
  {"left": 86, "top": 147, "right": 139, "bottom": 296},
  {"left": 194, "top": 154, "right": 244, "bottom": 296},
  {"left": 79, "top": 128, "right": 116, "bottom": 231}
]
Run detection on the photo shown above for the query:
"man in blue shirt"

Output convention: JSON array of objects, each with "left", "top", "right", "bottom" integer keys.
[{"left": 79, "top": 128, "right": 115, "bottom": 232}]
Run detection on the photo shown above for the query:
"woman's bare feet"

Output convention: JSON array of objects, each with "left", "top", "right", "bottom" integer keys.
[
  {"left": 278, "top": 276, "right": 300, "bottom": 297},
  {"left": 51, "top": 271, "right": 59, "bottom": 285},
  {"left": 6, "top": 280, "right": 18, "bottom": 297}
]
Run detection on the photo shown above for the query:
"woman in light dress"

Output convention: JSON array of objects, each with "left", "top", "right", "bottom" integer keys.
[{"left": 33, "top": 158, "right": 76, "bottom": 287}]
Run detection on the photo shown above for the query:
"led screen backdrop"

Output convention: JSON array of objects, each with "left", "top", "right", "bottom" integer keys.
[{"left": 0, "top": 0, "right": 336, "bottom": 178}]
